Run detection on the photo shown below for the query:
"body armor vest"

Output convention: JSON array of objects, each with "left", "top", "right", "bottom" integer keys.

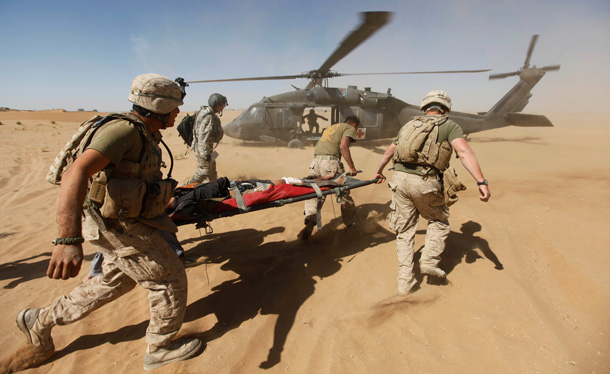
[{"left": 47, "top": 112, "right": 174, "bottom": 220}]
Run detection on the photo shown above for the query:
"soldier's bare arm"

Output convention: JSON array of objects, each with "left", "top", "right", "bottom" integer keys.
[
  {"left": 340, "top": 136, "right": 358, "bottom": 176},
  {"left": 451, "top": 137, "right": 490, "bottom": 202},
  {"left": 374, "top": 143, "right": 397, "bottom": 183},
  {"left": 50, "top": 149, "right": 110, "bottom": 280}
]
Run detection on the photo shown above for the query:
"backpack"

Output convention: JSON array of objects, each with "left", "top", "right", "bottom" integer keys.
[
  {"left": 46, "top": 113, "right": 130, "bottom": 185},
  {"left": 393, "top": 115, "right": 453, "bottom": 173},
  {"left": 177, "top": 111, "right": 199, "bottom": 147}
]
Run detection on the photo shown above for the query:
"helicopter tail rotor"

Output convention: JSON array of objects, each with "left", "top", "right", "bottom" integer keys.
[
  {"left": 523, "top": 34, "right": 538, "bottom": 68},
  {"left": 489, "top": 34, "right": 560, "bottom": 80},
  {"left": 538, "top": 64, "right": 561, "bottom": 72}
]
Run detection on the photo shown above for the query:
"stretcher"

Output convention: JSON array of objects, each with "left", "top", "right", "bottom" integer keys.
[{"left": 171, "top": 176, "right": 379, "bottom": 231}]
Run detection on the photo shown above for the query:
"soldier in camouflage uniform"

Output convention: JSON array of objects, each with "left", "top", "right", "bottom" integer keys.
[
  {"left": 16, "top": 74, "right": 203, "bottom": 371},
  {"left": 186, "top": 93, "right": 227, "bottom": 184},
  {"left": 298, "top": 116, "right": 360, "bottom": 240},
  {"left": 374, "top": 90, "right": 491, "bottom": 295}
]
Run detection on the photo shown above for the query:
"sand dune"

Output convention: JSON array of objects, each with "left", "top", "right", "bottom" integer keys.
[{"left": 0, "top": 110, "right": 608, "bottom": 373}]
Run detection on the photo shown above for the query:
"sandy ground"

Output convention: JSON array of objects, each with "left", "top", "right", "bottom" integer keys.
[{"left": 0, "top": 109, "right": 608, "bottom": 374}]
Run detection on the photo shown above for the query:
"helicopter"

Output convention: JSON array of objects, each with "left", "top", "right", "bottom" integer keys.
[{"left": 187, "top": 12, "right": 559, "bottom": 148}]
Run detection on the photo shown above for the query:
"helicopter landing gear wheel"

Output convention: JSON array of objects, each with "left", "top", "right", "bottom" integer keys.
[{"left": 287, "top": 139, "right": 303, "bottom": 149}]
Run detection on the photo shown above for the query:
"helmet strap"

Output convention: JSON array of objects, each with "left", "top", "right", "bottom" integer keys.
[{"left": 133, "top": 105, "right": 171, "bottom": 127}]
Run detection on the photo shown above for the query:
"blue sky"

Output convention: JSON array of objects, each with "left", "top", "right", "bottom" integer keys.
[{"left": 1, "top": 0, "right": 609, "bottom": 114}]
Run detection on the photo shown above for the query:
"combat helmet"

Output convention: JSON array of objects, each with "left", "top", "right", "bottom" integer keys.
[
  {"left": 128, "top": 73, "right": 183, "bottom": 114},
  {"left": 208, "top": 93, "right": 228, "bottom": 109},
  {"left": 420, "top": 90, "right": 452, "bottom": 113}
]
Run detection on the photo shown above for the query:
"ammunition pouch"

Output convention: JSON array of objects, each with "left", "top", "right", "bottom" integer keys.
[
  {"left": 100, "top": 177, "right": 147, "bottom": 219},
  {"left": 442, "top": 167, "right": 467, "bottom": 207},
  {"left": 141, "top": 178, "right": 178, "bottom": 218},
  {"left": 93, "top": 177, "right": 177, "bottom": 219},
  {"left": 431, "top": 140, "right": 453, "bottom": 172}
]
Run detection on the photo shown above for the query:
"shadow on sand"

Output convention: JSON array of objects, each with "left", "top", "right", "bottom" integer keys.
[
  {"left": 1, "top": 252, "right": 99, "bottom": 289},
  {"left": 13, "top": 203, "right": 393, "bottom": 370},
  {"left": 183, "top": 202, "right": 393, "bottom": 368},
  {"left": 6, "top": 210, "right": 505, "bottom": 371},
  {"left": 415, "top": 220, "right": 503, "bottom": 288}
]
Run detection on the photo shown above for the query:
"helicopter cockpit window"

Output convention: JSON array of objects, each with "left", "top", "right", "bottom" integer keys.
[{"left": 243, "top": 106, "right": 264, "bottom": 123}]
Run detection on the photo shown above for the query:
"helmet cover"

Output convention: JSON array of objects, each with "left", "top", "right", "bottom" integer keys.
[
  {"left": 420, "top": 90, "right": 452, "bottom": 112},
  {"left": 128, "top": 73, "right": 183, "bottom": 114}
]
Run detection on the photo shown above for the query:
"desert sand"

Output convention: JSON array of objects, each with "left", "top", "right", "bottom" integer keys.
[{"left": 0, "top": 109, "right": 608, "bottom": 374}]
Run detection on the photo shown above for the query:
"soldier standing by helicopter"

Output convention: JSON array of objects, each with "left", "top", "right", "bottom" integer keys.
[
  {"left": 373, "top": 90, "right": 490, "bottom": 295},
  {"left": 298, "top": 116, "right": 360, "bottom": 241},
  {"left": 302, "top": 108, "right": 328, "bottom": 134},
  {"left": 187, "top": 93, "right": 227, "bottom": 184}
]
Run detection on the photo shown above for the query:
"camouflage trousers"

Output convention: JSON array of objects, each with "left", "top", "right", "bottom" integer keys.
[
  {"left": 46, "top": 217, "right": 188, "bottom": 347},
  {"left": 388, "top": 171, "right": 450, "bottom": 285},
  {"left": 187, "top": 153, "right": 217, "bottom": 185},
  {"left": 304, "top": 157, "right": 356, "bottom": 226}
]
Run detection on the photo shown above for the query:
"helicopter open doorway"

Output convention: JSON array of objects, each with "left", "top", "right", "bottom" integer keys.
[{"left": 301, "top": 106, "right": 331, "bottom": 135}]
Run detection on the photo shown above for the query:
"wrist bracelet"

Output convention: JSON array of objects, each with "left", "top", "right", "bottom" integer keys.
[{"left": 51, "top": 236, "right": 85, "bottom": 245}]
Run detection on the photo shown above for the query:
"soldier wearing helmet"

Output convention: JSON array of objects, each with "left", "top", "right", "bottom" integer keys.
[
  {"left": 298, "top": 115, "right": 361, "bottom": 241},
  {"left": 186, "top": 93, "right": 228, "bottom": 184},
  {"left": 373, "top": 90, "right": 490, "bottom": 295},
  {"left": 16, "top": 74, "right": 203, "bottom": 371}
]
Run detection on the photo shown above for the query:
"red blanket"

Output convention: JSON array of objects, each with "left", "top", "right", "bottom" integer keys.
[{"left": 210, "top": 183, "right": 328, "bottom": 213}]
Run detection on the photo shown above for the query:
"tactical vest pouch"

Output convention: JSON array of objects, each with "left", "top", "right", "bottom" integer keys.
[
  {"left": 100, "top": 178, "right": 146, "bottom": 219},
  {"left": 88, "top": 172, "right": 108, "bottom": 204},
  {"left": 443, "top": 167, "right": 467, "bottom": 207},
  {"left": 141, "top": 178, "right": 178, "bottom": 219},
  {"left": 432, "top": 141, "right": 453, "bottom": 171}
]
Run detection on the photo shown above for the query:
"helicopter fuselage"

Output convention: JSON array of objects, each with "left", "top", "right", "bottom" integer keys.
[{"left": 222, "top": 81, "right": 551, "bottom": 145}]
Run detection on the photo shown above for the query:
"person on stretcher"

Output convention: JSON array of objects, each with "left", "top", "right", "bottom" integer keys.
[
  {"left": 86, "top": 172, "right": 348, "bottom": 279},
  {"left": 166, "top": 173, "right": 347, "bottom": 220}
]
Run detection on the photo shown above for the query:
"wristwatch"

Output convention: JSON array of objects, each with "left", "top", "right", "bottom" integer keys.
[{"left": 476, "top": 180, "right": 488, "bottom": 186}]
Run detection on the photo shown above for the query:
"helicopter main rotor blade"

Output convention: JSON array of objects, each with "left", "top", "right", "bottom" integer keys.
[
  {"left": 186, "top": 74, "right": 305, "bottom": 84},
  {"left": 317, "top": 12, "right": 391, "bottom": 73},
  {"left": 304, "top": 11, "right": 392, "bottom": 89},
  {"left": 488, "top": 71, "right": 520, "bottom": 80},
  {"left": 340, "top": 69, "right": 491, "bottom": 77},
  {"left": 523, "top": 34, "right": 539, "bottom": 68}
]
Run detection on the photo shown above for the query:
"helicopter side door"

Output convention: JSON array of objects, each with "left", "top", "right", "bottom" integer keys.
[{"left": 266, "top": 106, "right": 299, "bottom": 141}]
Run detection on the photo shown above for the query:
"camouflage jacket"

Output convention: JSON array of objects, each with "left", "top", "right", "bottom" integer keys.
[{"left": 192, "top": 106, "right": 223, "bottom": 156}]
